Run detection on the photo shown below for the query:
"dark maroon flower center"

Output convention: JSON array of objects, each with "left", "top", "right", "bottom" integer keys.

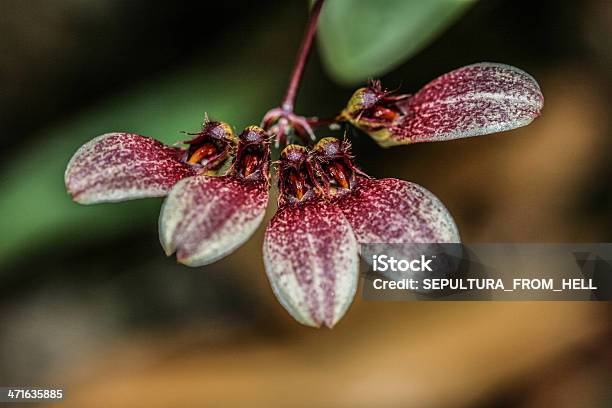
[
  {"left": 311, "top": 137, "right": 363, "bottom": 194},
  {"left": 287, "top": 168, "right": 311, "bottom": 200},
  {"left": 344, "top": 82, "right": 410, "bottom": 130},
  {"left": 182, "top": 121, "right": 237, "bottom": 171},
  {"left": 236, "top": 144, "right": 267, "bottom": 178},
  {"left": 232, "top": 126, "right": 270, "bottom": 181},
  {"left": 279, "top": 145, "right": 318, "bottom": 203},
  {"left": 357, "top": 95, "right": 407, "bottom": 129}
]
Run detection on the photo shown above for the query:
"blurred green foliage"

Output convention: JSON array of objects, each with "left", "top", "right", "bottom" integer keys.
[{"left": 316, "top": 0, "right": 476, "bottom": 84}]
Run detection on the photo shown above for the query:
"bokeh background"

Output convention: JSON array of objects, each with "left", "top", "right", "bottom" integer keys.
[{"left": 1, "top": 0, "right": 611, "bottom": 407}]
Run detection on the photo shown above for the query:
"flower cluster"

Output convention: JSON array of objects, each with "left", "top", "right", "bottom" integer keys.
[{"left": 65, "top": 62, "right": 543, "bottom": 327}]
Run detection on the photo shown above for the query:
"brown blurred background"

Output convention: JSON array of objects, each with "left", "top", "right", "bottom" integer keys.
[{"left": 0, "top": 0, "right": 611, "bottom": 407}]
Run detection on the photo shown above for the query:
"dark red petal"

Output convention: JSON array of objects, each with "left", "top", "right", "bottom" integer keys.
[
  {"left": 65, "top": 133, "right": 195, "bottom": 204},
  {"left": 159, "top": 175, "right": 268, "bottom": 266},
  {"left": 391, "top": 63, "right": 544, "bottom": 145},
  {"left": 336, "top": 178, "right": 460, "bottom": 244},
  {"left": 263, "top": 200, "right": 359, "bottom": 328}
]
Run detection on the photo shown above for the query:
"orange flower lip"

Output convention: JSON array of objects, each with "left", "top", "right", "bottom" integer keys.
[
  {"left": 288, "top": 171, "right": 305, "bottom": 200},
  {"left": 187, "top": 143, "right": 218, "bottom": 165},
  {"left": 327, "top": 162, "right": 350, "bottom": 189},
  {"left": 182, "top": 120, "right": 237, "bottom": 171},
  {"left": 241, "top": 153, "right": 260, "bottom": 177}
]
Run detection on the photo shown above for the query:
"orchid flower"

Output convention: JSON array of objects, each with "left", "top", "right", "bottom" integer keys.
[
  {"left": 263, "top": 145, "right": 359, "bottom": 327},
  {"left": 341, "top": 63, "right": 544, "bottom": 147}
]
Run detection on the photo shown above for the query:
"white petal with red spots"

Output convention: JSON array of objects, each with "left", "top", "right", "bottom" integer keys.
[
  {"left": 159, "top": 175, "right": 268, "bottom": 266},
  {"left": 336, "top": 178, "right": 460, "bottom": 244},
  {"left": 65, "top": 133, "right": 195, "bottom": 204},
  {"left": 263, "top": 200, "right": 359, "bottom": 328},
  {"left": 391, "top": 62, "right": 544, "bottom": 144}
]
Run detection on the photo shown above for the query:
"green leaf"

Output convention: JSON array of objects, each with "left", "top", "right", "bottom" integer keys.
[
  {"left": 0, "top": 62, "right": 282, "bottom": 271},
  {"left": 316, "top": 0, "right": 476, "bottom": 84}
]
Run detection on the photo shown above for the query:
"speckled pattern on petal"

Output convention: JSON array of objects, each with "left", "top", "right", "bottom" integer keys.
[
  {"left": 263, "top": 200, "right": 359, "bottom": 328},
  {"left": 159, "top": 175, "right": 268, "bottom": 267},
  {"left": 392, "top": 63, "right": 544, "bottom": 144},
  {"left": 336, "top": 178, "right": 460, "bottom": 244},
  {"left": 65, "top": 133, "right": 195, "bottom": 204}
]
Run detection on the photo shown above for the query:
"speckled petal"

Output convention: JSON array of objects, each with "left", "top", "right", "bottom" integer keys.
[
  {"left": 159, "top": 175, "right": 268, "bottom": 267},
  {"left": 389, "top": 63, "right": 544, "bottom": 145},
  {"left": 336, "top": 178, "right": 460, "bottom": 244},
  {"left": 263, "top": 200, "right": 359, "bottom": 328},
  {"left": 65, "top": 133, "right": 195, "bottom": 204}
]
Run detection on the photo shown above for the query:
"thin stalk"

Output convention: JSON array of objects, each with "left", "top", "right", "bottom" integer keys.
[{"left": 281, "top": 0, "right": 325, "bottom": 112}]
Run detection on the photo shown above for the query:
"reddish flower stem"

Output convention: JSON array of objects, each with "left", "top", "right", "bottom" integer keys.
[{"left": 281, "top": 0, "right": 325, "bottom": 112}]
